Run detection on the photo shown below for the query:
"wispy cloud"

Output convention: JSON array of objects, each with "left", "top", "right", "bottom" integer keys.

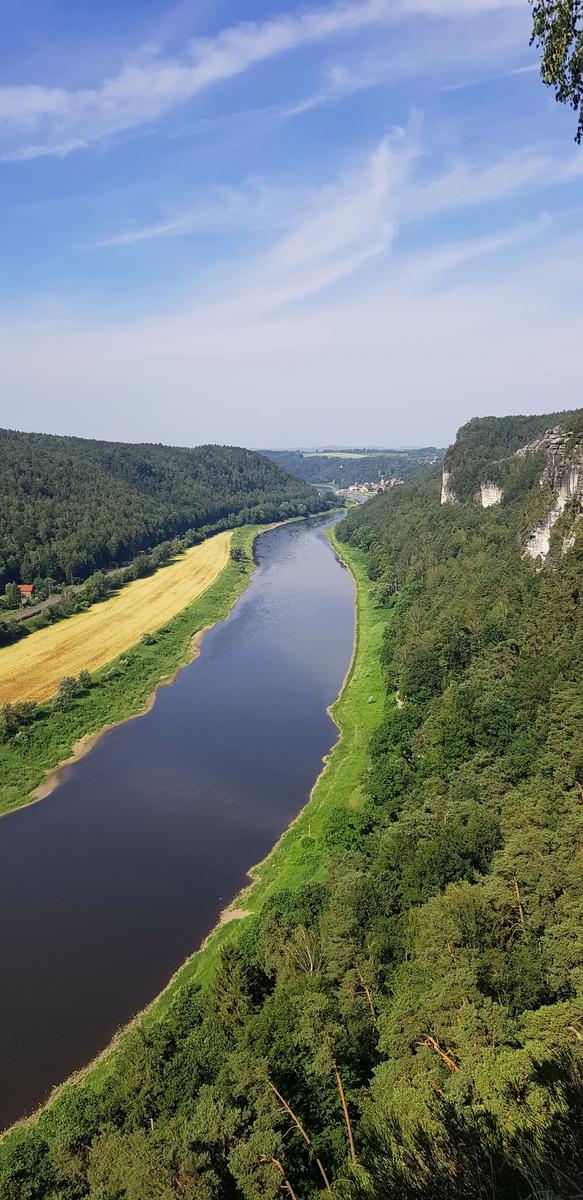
[
  {"left": 0, "top": 0, "right": 390, "bottom": 160},
  {"left": 245, "top": 136, "right": 404, "bottom": 308},
  {"left": 99, "top": 135, "right": 581, "bottom": 254},
  {"left": 0, "top": 219, "right": 573, "bottom": 450},
  {"left": 404, "top": 148, "right": 583, "bottom": 219},
  {"left": 100, "top": 132, "right": 556, "bottom": 319},
  {"left": 98, "top": 181, "right": 295, "bottom": 246},
  {"left": 101, "top": 133, "right": 406, "bottom": 270},
  {"left": 402, "top": 214, "right": 551, "bottom": 289},
  {"left": 0, "top": 0, "right": 529, "bottom": 163},
  {"left": 397, "top": 0, "right": 523, "bottom": 12}
]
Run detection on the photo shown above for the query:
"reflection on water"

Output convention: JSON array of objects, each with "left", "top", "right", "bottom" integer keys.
[{"left": 0, "top": 515, "right": 354, "bottom": 1129}]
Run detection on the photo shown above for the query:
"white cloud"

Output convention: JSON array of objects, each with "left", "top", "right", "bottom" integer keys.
[
  {"left": 0, "top": 0, "right": 390, "bottom": 160},
  {"left": 398, "top": 0, "right": 522, "bottom": 11},
  {"left": 0, "top": 230, "right": 577, "bottom": 449},
  {"left": 98, "top": 181, "right": 293, "bottom": 246},
  {"left": 1, "top": 121, "right": 568, "bottom": 450},
  {"left": 0, "top": 0, "right": 529, "bottom": 162},
  {"left": 96, "top": 133, "right": 407, "bottom": 305},
  {"left": 402, "top": 214, "right": 551, "bottom": 288},
  {"left": 404, "top": 149, "right": 583, "bottom": 219},
  {"left": 99, "top": 135, "right": 581, "bottom": 254}
]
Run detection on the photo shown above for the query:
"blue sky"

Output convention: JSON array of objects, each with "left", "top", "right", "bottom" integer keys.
[{"left": 0, "top": 0, "right": 581, "bottom": 448}]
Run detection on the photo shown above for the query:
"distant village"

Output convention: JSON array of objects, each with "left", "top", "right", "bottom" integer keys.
[{"left": 340, "top": 476, "right": 405, "bottom": 496}]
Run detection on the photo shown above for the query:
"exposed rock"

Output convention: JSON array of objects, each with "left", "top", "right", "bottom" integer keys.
[
  {"left": 440, "top": 468, "right": 457, "bottom": 505},
  {"left": 515, "top": 424, "right": 565, "bottom": 460},
  {"left": 441, "top": 416, "right": 583, "bottom": 559},
  {"left": 522, "top": 425, "right": 583, "bottom": 563},
  {"left": 477, "top": 482, "right": 503, "bottom": 508}
]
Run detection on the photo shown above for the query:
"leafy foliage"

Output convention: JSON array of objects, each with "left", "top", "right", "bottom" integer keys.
[{"left": 531, "top": 0, "right": 583, "bottom": 141}]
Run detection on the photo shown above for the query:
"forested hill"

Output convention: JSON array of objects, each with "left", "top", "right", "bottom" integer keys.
[
  {"left": 331, "top": 413, "right": 583, "bottom": 1194},
  {"left": 443, "top": 407, "right": 583, "bottom": 501},
  {"left": 0, "top": 429, "right": 327, "bottom": 589},
  {"left": 263, "top": 447, "right": 443, "bottom": 487},
  {"left": 1, "top": 410, "right": 581, "bottom": 1198}
]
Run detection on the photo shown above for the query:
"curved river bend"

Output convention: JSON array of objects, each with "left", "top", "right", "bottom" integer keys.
[{"left": 0, "top": 515, "right": 354, "bottom": 1130}]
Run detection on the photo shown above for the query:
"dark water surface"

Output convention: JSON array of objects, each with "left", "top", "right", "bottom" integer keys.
[{"left": 0, "top": 515, "right": 354, "bottom": 1130}]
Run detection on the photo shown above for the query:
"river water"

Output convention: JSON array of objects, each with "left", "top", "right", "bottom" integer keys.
[{"left": 0, "top": 514, "right": 354, "bottom": 1130}]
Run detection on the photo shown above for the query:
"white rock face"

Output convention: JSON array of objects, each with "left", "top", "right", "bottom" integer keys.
[
  {"left": 440, "top": 468, "right": 456, "bottom": 505},
  {"left": 478, "top": 482, "right": 503, "bottom": 508},
  {"left": 523, "top": 466, "right": 582, "bottom": 563}
]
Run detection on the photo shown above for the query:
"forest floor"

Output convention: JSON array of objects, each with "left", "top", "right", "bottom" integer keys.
[{"left": 0, "top": 532, "right": 232, "bottom": 704}]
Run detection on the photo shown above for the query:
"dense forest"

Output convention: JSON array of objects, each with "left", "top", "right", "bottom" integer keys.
[
  {"left": 444, "top": 409, "right": 583, "bottom": 501},
  {"left": 0, "top": 430, "right": 327, "bottom": 590},
  {"left": 264, "top": 448, "right": 443, "bottom": 488},
  {"left": 1, "top": 413, "right": 582, "bottom": 1199}
]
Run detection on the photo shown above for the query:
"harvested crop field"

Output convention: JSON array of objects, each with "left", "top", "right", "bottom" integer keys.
[{"left": 0, "top": 531, "right": 232, "bottom": 704}]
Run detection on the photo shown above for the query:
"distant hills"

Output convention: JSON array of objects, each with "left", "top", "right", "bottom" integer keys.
[
  {"left": 0, "top": 429, "right": 327, "bottom": 589},
  {"left": 264, "top": 446, "right": 444, "bottom": 487}
]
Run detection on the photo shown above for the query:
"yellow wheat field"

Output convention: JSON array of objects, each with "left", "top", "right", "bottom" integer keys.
[{"left": 0, "top": 531, "right": 232, "bottom": 704}]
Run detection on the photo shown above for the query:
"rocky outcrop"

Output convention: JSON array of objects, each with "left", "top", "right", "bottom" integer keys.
[
  {"left": 477, "top": 482, "right": 503, "bottom": 508},
  {"left": 522, "top": 426, "right": 583, "bottom": 563},
  {"left": 441, "top": 471, "right": 502, "bottom": 507},
  {"left": 440, "top": 468, "right": 457, "bottom": 505},
  {"left": 442, "top": 417, "right": 583, "bottom": 559}
]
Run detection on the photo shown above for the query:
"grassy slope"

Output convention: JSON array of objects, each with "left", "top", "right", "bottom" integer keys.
[{"left": 0, "top": 526, "right": 259, "bottom": 816}]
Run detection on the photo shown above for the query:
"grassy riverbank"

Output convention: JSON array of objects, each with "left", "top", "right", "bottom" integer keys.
[{"left": 0, "top": 525, "right": 261, "bottom": 816}]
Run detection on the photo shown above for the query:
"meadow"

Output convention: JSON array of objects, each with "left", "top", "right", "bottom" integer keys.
[
  {"left": 0, "top": 532, "right": 231, "bottom": 704},
  {"left": 303, "top": 450, "right": 382, "bottom": 459}
]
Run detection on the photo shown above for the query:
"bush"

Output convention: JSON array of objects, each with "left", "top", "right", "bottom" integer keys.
[{"left": 53, "top": 675, "right": 81, "bottom": 711}]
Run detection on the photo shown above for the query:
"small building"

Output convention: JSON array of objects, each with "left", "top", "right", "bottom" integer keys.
[{"left": 17, "top": 584, "right": 34, "bottom": 600}]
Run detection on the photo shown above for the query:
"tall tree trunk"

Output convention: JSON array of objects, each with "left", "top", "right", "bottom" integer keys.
[
  {"left": 267, "top": 1079, "right": 331, "bottom": 1190},
  {"left": 333, "top": 1063, "right": 357, "bottom": 1163},
  {"left": 258, "top": 1155, "right": 298, "bottom": 1200}
]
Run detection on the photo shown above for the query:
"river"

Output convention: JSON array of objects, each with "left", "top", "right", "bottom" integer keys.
[{"left": 0, "top": 514, "right": 354, "bottom": 1130}]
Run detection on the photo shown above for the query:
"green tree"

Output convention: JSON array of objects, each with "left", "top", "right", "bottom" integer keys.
[
  {"left": 531, "top": 0, "right": 583, "bottom": 140},
  {"left": 53, "top": 675, "right": 81, "bottom": 711},
  {"left": 2, "top": 582, "right": 21, "bottom": 610}
]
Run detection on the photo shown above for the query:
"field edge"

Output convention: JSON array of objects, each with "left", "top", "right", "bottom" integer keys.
[{"left": 0, "top": 525, "right": 261, "bottom": 818}]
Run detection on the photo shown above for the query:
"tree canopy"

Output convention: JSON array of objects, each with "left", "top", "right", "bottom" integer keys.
[
  {"left": 531, "top": 1, "right": 583, "bottom": 140},
  {"left": 0, "top": 430, "right": 327, "bottom": 589}
]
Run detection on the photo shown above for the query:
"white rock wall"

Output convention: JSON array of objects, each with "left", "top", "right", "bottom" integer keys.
[
  {"left": 478, "top": 482, "right": 503, "bottom": 508},
  {"left": 440, "top": 468, "right": 456, "bottom": 505},
  {"left": 523, "top": 466, "right": 581, "bottom": 563}
]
